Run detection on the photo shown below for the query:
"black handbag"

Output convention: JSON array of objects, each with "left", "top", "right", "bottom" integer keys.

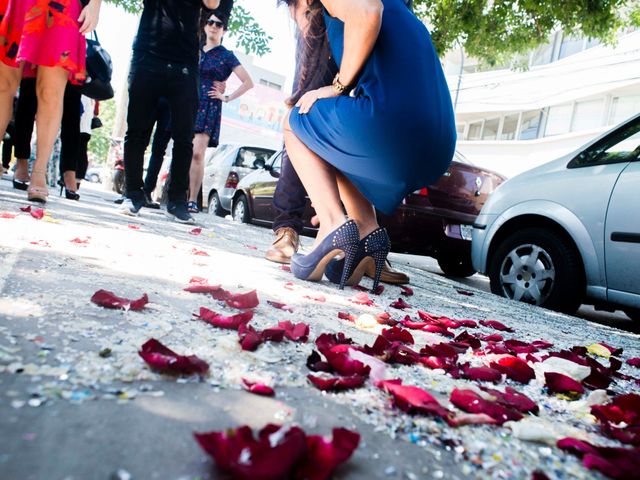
[
  {"left": 82, "top": 32, "right": 114, "bottom": 101},
  {"left": 90, "top": 116, "right": 103, "bottom": 129}
]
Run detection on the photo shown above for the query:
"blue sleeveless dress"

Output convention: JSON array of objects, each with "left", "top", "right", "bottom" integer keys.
[{"left": 289, "top": 0, "right": 456, "bottom": 215}]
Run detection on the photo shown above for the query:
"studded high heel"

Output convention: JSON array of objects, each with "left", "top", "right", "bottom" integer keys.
[
  {"left": 325, "top": 227, "right": 391, "bottom": 292},
  {"left": 290, "top": 220, "right": 360, "bottom": 289}
]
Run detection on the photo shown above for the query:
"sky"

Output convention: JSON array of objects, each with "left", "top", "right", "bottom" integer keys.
[{"left": 99, "top": 0, "right": 298, "bottom": 96}]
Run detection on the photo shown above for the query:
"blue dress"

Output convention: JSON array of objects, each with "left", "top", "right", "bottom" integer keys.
[
  {"left": 289, "top": 0, "right": 456, "bottom": 215},
  {"left": 194, "top": 45, "right": 240, "bottom": 147}
]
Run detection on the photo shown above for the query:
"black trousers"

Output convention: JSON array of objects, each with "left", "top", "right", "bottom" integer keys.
[
  {"left": 273, "top": 148, "right": 307, "bottom": 234},
  {"left": 143, "top": 97, "right": 172, "bottom": 195},
  {"left": 124, "top": 53, "right": 198, "bottom": 202},
  {"left": 13, "top": 78, "right": 37, "bottom": 160},
  {"left": 76, "top": 133, "right": 91, "bottom": 181},
  {"left": 59, "top": 84, "right": 82, "bottom": 176},
  {"left": 2, "top": 124, "right": 13, "bottom": 168}
]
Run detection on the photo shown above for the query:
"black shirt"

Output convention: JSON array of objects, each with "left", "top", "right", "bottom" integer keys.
[{"left": 133, "top": 0, "right": 203, "bottom": 66}]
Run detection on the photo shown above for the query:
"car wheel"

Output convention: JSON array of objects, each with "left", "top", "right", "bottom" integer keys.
[
  {"left": 232, "top": 194, "right": 250, "bottom": 223},
  {"left": 437, "top": 254, "right": 476, "bottom": 278},
  {"left": 624, "top": 308, "right": 640, "bottom": 321},
  {"left": 488, "top": 228, "right": 583, "bottom": 314},
  {"left": 90, "top": 174, "right": 100, "bottom": 183},
  {"left": 207, "top": 192, "right": 225, "bottom": 217}
]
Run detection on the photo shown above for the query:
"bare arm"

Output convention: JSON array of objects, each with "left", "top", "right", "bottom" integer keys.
[
  {"left": 202, "top": 0, "right": 220, "bottom": 9},
  {"left": 321, "top": 0, "right": 383, "bottom": 87},
  {"left": 78, "top": 0, "right": 102, "bottom": 34},
  {"left": 210, "top": 65, "right": 254, "bottom": 102}
]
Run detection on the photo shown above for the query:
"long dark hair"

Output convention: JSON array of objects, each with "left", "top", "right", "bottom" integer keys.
[{"left": 278, "top": 0, "right": 337, "bottom": 106}]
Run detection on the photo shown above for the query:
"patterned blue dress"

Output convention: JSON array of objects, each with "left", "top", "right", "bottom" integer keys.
[
  {"left": 194, "top": 45, "right": 240, "bottom": 147},
  {"left": 289, "top": 0, "right": 457, "bottom": 215}
]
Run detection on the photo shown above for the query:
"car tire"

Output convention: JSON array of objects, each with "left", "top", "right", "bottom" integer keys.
[
  {"left": 207, "top": 192, "right": 225, "bottom": 217},
  {"left": 437, "top": 254, "right": 476, "bottom": 278},
  {"left": 488, "top": 227, "right": 583, "bottom": 314},
  {"left": 624, "top": 308, "right": 640, "bottom": 322},
  {"left": 232, "top": 194, "right": 250, "bottom": 223}
]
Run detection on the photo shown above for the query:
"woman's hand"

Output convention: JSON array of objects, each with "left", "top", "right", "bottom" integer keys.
[
  {"left": 78, "top": 0, "right": 101, "bottom": 34},
  {"left": 208, "top": 81, "right": 227, "bottom": 99},
  {"left": 296, "top": 86, "right": 339, "bottom": 114}
]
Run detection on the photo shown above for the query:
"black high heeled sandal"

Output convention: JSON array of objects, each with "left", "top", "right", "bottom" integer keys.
[
  {"left": 12, "top": 178, "right": 29, "bottom": 191},
  {"left": 58, "top": 179, "right": 80, "bottom": 201}
]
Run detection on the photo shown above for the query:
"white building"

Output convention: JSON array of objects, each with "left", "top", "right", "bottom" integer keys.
[{"left": 444, "top": 28, "right": 640, "bottom": 177}]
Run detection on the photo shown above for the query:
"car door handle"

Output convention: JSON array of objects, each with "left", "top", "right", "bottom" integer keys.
[{"left": 611, "top": 232, "right": 640, "bottom": 243}]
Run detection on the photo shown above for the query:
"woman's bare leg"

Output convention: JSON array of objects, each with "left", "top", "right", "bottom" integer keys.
[
  {"left": 31, "top": 66, "right": 68, "bottom": 188},
  {"left": 188, "top": 133, "right": 210, "bottom": 203},
  {"left": 336, "top": 172, "right": 379, "bottom": 238},
  {"left": 0, "top": 62, "right": 22, "bottom": 141},
  {"left": 283, "top": 114, "right": 347, "bottom": 248},
  {"left": 63, "top": 170, "right": 77, "bottom": 191}
]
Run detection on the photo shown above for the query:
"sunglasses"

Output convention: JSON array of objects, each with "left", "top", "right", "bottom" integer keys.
[{"left": 206, "top": 19, "right": 224, "bottom": 28}]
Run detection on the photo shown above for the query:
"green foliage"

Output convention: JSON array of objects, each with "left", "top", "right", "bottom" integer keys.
[{"left": 88, "top": 99, "right": 116, "bottom": 165}]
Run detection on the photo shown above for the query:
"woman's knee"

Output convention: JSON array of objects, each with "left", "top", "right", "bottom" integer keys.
[{"left": 0, "top": 71, "right": 20, "bottom": 97}]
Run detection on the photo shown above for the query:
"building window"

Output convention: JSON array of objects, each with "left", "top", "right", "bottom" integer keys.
[
  {"left": 559, "top": 35, "right": 584, "bottom": 59},
  {"left": 467, "top": 121, "right": 482, "bottom": 140},
  {"left": 259, "top": 79, "right": 282, "bottom": 91},
  {"left": 500, "top": 114, "right": 519, "bottom": 140},
  {"left": 545, "top": 104, "right": 573, "bottom": 136},
  {"left": 572, "top": 98, "right": 604, "bottom": 132},
  {"left": 455, "top": 124, "right": 465, "bottom": 137},
  {"left": 519, "top": 111, "right": 543, "bottom": 140},
  {"left": 481, "top": 118, "right": 500, "bottom": 140},
  {"left": 609, "top": 95, "right": 640, "bottom": 125}
]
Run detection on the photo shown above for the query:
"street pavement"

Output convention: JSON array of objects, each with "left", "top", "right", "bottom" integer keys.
[{"left": 0, "top": 176, "right": 639, "bottom": 480}]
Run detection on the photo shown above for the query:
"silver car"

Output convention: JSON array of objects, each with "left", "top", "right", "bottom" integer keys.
[
  {"left": 201, "top": 144, "right": 276, "bottom": 216},
  {"left": 472, "top": 113, "right": 640, "bottom": 320}
]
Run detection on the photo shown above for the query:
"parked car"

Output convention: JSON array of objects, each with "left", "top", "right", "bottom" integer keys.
[
  {"left": 202, "top": 144, "right": 277, "bottom": 216},
  {"left": 472, "top": 113, "right": 640, "bottom": 319},
  {"left": 84, "top": 166, "right": 106, "bottom": 183},
  {"left": 231, "top": 150, "right": 506, "bottom": 277}
]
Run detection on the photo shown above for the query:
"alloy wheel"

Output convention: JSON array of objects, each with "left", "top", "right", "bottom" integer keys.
[{"left": 498, "top": 243, "right": 556, "bottom": 305}]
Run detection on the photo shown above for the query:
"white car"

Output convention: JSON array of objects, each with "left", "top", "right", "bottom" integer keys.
[{"left": 472, "top": 113, "right": 640, "bottom": 320}]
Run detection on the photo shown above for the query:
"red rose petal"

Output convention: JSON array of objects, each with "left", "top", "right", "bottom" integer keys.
[
  {"left": 480, "top": 320, "right": 514, "bottom": 332},
  {"left": 280, "top": 265, "right": 291, "bottom": 272},
  {"left": 296, "top": 428, "right": 361, "bottom": 480},
  {"left": 491, "top": 356, "right": 535, "bottom": 384},
  {"left": 481, "top": 386, "right": 539, "bottom": 414},
  {"left": 422, "top": 324, "right": 455, "bottom": 337},
  {"left": 195, "top": 307, "right": 253, "bottom": 330},
  {"left": 238, "top": 324, "right": 264, "bottom": 351},
  {"left": 399, "top": 285, "right": 414, "bottom": 296},
  {"left": 139, "top": 338, "right": 209, "bottom": 375},
  {"left": 381, "top": 326, "right": 414, "bottom": 344},
  {"left": 284, "top": 281, "right": 297, "bottom": 290},
  {"left": 184, "top": 277, "right": 223, "bottom": 294},
  {"left": 127, "top": 224, "right": 140, "bottom": 230},
  {"left": 189, "top": 227, "right": 202, "bottom": 235},
  {"left": 557, "top": 438, "right": 640, "bottom": 480},
  {"left": 545, "top": 372, "right": 585, "bottom": 395},
  {"left": 598, "top": 342, "right": 623, "bottom": 357},
  {"left": 349, "top": 292, "right": 374, "bottom": 306},
  {"left": 70, "top": 237, "right": 90, "bottom": 244},
  {"left": 378, "top": 380, "right": 453, "bottom": 422},
  {"left": 457, "top": 319, "right": 479, "bottom": 328},
  {"left": 30, "top": 240, "right": 50, "bottom": 247},
  {"left": 591, "top": 393, "right": 640, "bottom": 445},
  {"left": 91, "top": 289, "right": 149, "bottom": 311},
  {"left": 450, "top": 388, "right": 523, "bottom": 424},
  {"left": 278, "top": 321, "right": 309, "bottom": 342},
  {"left": 457, "top": 289, "right": 474, "bottom": 296},
  {"left": 364, "top": 336, "right": 421, "bottom": 365},
  {"left": 191, "top": 248, "right": 209, "bottom": 256},
  {"left": 245, "top": 245, "right": 258, "bottom": 250},
  {"left": 307, "top": 373, "right": 366, "bottom": 391},
  {"left": 303, "top": 293, "right": 326, "bottom": 302},
  {"left": 628, "top": 358, "right": 640, "bottom": 368},
  {"left": 19, "top": 206, "right": 31, "bottom": 212},
  {"left": 390, "top": 298, "right": 411, "bottom": 310},
  {"left": 0, "top": 211, "right": 18, "bottom": 219},
  {"left": 225, "top": 290, "right": 259, "bottom": 309},
  {"left": 267, "top": 300, "right": 294, "bottom": 312},
  {"left": 338, "top": 312, "right": 356, "bottom": 322},
  {"left": 479, "top": 333, "right": 504, "bottom": 342},
  {"left": 532, "top": 470, "right": 551, "bottom": 480},
  {"left": 242, "top": 378, "right": 275, "bottom": 396},
  {"left": 29, "top": 208, "right": 45, "bottom": 219},
  {"left": 462, "top": 366, "right": 503, "bottom": 383}
]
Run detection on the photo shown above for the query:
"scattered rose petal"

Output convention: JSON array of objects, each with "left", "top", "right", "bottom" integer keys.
[
  {"left": 545, "top": 372, "right": 585, "bottom": 396},
  {"left": 376, "top": 312, "right": 398, "bottom": 326},
  {"left": 242, "top": 378, "right": 275, "bottom": 396},
  {"left": 29, "top": 240, "right": 50, "bottom": 247},
  {"left": 70, "top": 237, "right": 90, "bottom": 244},
  {"left": 225, "top": 290, "right": 259, "bottom": 309},
  {"left": 628, "top": 358, "right": 640, "bottom": 368},
  {"left": 238, "top": 324, "right": 264, "bottom": 351},
  {"left": 139, "top": 339, "right": 208, "bottom": 374},
  {"left": 25, "top": 207, "right": 44, "bottom": 219},
  {"left": 422, "top": 325, "right": 454, "bottom": 337},
  {"left": 532, "top": 470, "right": 551, "bottom": 480},
  {"left": 481, "top": 386, "right": 539, "bottom": 414},
  {"left": 19, "top": 205, "right": 31, "bottom": 212},
  {"left": 587, "top": 343, "right": 613, "bottom": 359},
  {"left": 557, "top": 438, "right": 640, "bottom": 480},
  {"left": 127, "top": 224, "right": 140, "bottom": 230},
  {"left": 189, "top": 227, "right": 202, "bottom": 235},
  {"left": 195, "top": 307, "right": 253, "bottom": 330},
  {"left": 284, "top": 281, "right": 297, "bottom": 290},
  {"left": 378, "top": 380, "right": 453, "bottom": 422},
  {"left": 191, "top": 248, "right": 209, "bottom": 256},
  {"left": 491, "top": 356, "right": 535, "bottom": 384},
  {"left": 338, "top": 312, "right": 356, "bottom": 322},
  {"left": 479, "top": 333, "right": 503, "bottom": 342},
  {"left": 267, "top": 300, "right": 294, "bottom": 312},
  {"left": 278, "top": 321, "right": 309, "bottom": 342},
  {"left": 390, "top": 298, "right": 411, "bottom": 310},
  {"left": 480, "top": 320, "right": 514, "bottom": 332},
  {"left": 0, "top": 211, "right": 18, "bottom": 219},
  {"left": 381, "top": 326, "right": 414, "bottom": 344},
  {"left": 399, "top": 285, "right": 413, "bottom": 296},
  {"left": 598, "top": 342, "right": 623, "bottom": 357},
  {"left": 296, "top": 428, "right": 361, "bottom": 480},
  {"left": 461, "top": 366, "right": 503, "bottom": 383},
  {"left": 280, "top": 265, "right": 291, "bottom": 272},
  {"left": 245, "top": 245, "right": 258, "bottom": 250},
  {"left": 456, "top": 289, "right": 474, "bottom": 296},
  {"left": 364, "top": 336, "right": 421, "bottom": 365},
  {"left": 307, "top": 373, "right": 366, "bottom": 391},
  {"left": 184, "top": 277, "right": 223, "bottom": 294},
  {"left": 450, "top": 388, "right": 523, "bottom": 424},
  {"left": 91, "top": 290, "right": 149, "bottom": 311},
  {"left": 591, "top": 393, "right": 640, "bottom": 445},
  {"left": 303, "top": 293, "right": 326, "bottom": 302},
  {"left": 349, "top": 292, "right": 374, "bottom": 306}
]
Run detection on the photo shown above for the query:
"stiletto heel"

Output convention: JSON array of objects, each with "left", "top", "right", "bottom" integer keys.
[
  {"left": 58, "top": 178, "right": 80, "bottom": 200},
  {"left": 290, "top": 220, "right": 360, "bottom": 289},
  {"left": 369, "top": 246, "right": 390, "bottom": 292}
]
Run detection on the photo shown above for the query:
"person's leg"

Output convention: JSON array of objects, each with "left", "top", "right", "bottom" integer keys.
[
  {"left": 29, "top": 66, "right": 69, "bottom": 195},
  {"left": 2, "top": 124, "right": 13, "bottom": 170},
  {"left": 75, "top": 132, "right": 91, "bottom": 188},
  {"left": 283, "top": 113, "right": 347, "bottom": 248},
  {"left": 59, "top": 84, "right": 81, "bottom": 191},
  {"left": 188, "top": 133, "right": 209, "bottom": 205},
  {"left": 272, "top": 148, "right": 307, "bottom": 233},
  {"left": 0, "top": 62, "right": 22, "bottom": 141},
  {"left": 143, "top": 107, "right": 172, "bottom": 195},
  {"left": 335, "top": 172, "right": 379, "bottom": 237},
  {"left": 13, "top": 78, "right": 37, "bottom": 182}
]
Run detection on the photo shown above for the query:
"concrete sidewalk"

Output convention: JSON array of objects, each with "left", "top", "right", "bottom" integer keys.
[{"left": 0, "top": 176, "right": 638, "bottom": 480}]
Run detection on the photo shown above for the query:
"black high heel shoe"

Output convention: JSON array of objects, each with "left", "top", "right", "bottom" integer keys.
[
  {"left": 58, "top": 180, "right": 80, "bottom": 201},
  {"left": 290, "top": 220, "right": 360, "bottom": 289},
  {"left": 325, "top": 227, "right": 391, "bottom": 292},
  {"left": 12, "top": 178, "right": 29, "bottom": 191}
]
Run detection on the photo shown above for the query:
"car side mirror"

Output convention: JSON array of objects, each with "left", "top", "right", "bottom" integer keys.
[{"left": 253, "top": 159, "right": 266, "bottom": 169}]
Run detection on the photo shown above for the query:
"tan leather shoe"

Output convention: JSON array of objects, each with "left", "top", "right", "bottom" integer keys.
[
  {"left": 265, "top": 227, "right": 300, "bottom": 264},
  {"left": 365, "top": 260, "right": 410, "bottom": 285}
]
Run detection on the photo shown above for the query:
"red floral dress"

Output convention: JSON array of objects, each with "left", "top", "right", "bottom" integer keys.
[{"left": 0, "top": 0, "right": 86, "bottom": 83}]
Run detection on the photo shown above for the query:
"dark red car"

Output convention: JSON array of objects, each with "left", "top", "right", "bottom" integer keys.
[{"left": 231, "top": 150, "right": 506, "bottom": 277}]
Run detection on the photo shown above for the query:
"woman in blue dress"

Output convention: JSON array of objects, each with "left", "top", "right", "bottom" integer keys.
[
  {"left": 281, "top": 0, "right": 457, "bottom": 291},
  {"left": 188, "top": 10, "right": 254, "bottom": 213}
]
